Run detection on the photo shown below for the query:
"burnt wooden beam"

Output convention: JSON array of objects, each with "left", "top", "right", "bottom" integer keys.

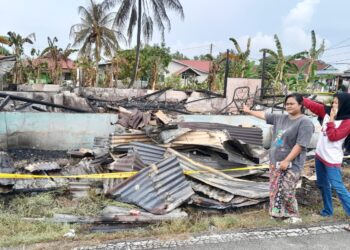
[
  {"left": 0, "top": 96, "right": 11, "bottom": 111},
  {"left": 0, "top": 93, "right": 89, "bottom": 113}
]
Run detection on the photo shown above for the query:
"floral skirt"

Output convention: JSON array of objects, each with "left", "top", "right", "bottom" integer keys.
[{"left": 269, "top": 166, "right": 301, "bottom": 218}]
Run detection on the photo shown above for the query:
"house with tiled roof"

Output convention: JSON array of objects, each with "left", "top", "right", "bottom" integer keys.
[
  {"left": 165, "top": 59, "right": 211, "bottom": 84},
  {"left": 291, "top": 58, "right": 348, "bottom": 92},
  {"left": 28, "top": 56, "right": 76, "bottom": 84}
]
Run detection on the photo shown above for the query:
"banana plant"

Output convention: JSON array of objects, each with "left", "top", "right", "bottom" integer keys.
[
  {"left": 260, "top": 34, "right": 307, "bottom": 91},
  {"left": 4, "top": 32, "right": 36, "bottom": 83},
  {"left": 305, "top": 30, "right": 325, "bottom": 83},
  {"left": 229, "top": 37, "right": 251, "bottom": 78}
]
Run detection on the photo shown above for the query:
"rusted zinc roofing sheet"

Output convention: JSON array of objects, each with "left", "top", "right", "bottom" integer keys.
[
  {"left": 167, "top": 148, "right": 269, "bottom": 199},
  {"left": 108, "top": 152, "right": 145, "bottom": 172},
  {"left": 109, "top": 132, "right": 154, "bottom": 149},
  {"left": 170, "top": 130, "right": 230, "bottom": 150},
  {"left": 112, "top": 142, "right": 166, "bottom": 166},
  {"left": 108, "top": 156, "right": 194, "bottom": 215},
  {"left": 178, "top": 122, "right": 263, "bottom": 145}
]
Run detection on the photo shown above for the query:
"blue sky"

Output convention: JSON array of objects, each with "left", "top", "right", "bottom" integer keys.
[{"left": 1, "top": 0, "right": 350, "bottom": 69}]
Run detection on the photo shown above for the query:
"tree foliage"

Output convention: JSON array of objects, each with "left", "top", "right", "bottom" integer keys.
[
  {"left": 70, "top": 0, "right": 125, "bottom": 64},
  {"left": 260, "top": 34, "right": 307, "bottom": 91},
  {"left": 105, "top": 0, "right": 184, "bottom": 87}
]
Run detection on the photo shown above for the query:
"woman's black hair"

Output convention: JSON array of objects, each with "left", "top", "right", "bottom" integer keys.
[{"left": 284, "top": 93, "right": 305, "bottom": 113}]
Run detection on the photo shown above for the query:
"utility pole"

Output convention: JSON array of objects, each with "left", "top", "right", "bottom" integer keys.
[
  {"left": 260, "top": 50, "right": 266, "bottom": 100},
  {"left": 223, "top": 49, "right": 230, "bottom": 98},
  {"left": 209, "top": 43, "right": 213, "bottom": 57}
]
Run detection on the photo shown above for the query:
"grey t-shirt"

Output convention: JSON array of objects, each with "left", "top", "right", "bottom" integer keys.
[{"left": 265, "top": 113, "right": 314, "bottom": 172}]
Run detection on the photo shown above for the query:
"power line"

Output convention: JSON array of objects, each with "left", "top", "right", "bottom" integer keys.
[
  {"left": 326, "top": 37, "right": 350, "bottom": 50},
  {"left": 325, "top": 44, "right": 350, "bottom": 51},
  {"left": 322, "top": 50, "right": 350, "bottom": 59},
  {"left": 327, "top": 58, "right": 350, "bottom": 64}
]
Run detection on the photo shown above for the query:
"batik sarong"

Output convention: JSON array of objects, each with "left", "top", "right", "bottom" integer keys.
[{"left": 269, "top": 166, "right": 301, "bottom": 218}]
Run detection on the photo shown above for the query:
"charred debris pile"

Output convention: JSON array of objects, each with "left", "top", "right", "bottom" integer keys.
[{"left": 0, "top": 87, "right": 320, "bottom": 227}]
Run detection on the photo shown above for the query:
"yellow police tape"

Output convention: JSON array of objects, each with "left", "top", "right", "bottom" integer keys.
[
  {"left": 0, "top": 165, "right": 270, "bottom": 179},
  {"left": 313, "top": 92, "right": 336, "bottom": 95}
]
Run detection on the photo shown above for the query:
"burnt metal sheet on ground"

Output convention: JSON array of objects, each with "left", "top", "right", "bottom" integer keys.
[
  {"left": 112, "top": 142, "right": 166, "bottom": 166},
  {"left": 25, "top": 162, "right": 61, "bottom": 172},
  {"left": 186, "top": 153, "right": 263, "bottom": 178},
  {"left": 13, "top": 173, "right": 68, "bottom": 192},
  {"left": 100, "top": 206, "right": 188, "bottom": 223},
  {"left": 0, "top": 152, "right": 15, "bottom": 186},
  {"left": 166, "top": 149, "right": 269, "bottom": 199},
  {"left": 178, "top": 122, "right": 263, "bottom": 145},
  {"left": 190, "top": 181, "right": 234, "bottom": 203},
  {"left": 108, "top": 156, "right": 194, "bottom": 215},
  {"left": 189, "top": 194, "right": 266, "bottom": 210}
]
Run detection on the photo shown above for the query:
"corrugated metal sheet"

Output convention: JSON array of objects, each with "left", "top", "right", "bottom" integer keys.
[
  {"left": 108, "top": 156, "right": 194, "bottom": 215},
  {"left": 186, "top": 154, "right": 263, "bottom": 178},
  {"left": 93, "top": 137, "right": 110, "bottom": 149},
  {"left": 112, "top": 142, "right": 166, "bottom": 166},
  {"left": 167, "top": 148, "right": 269, "bottom": 199},
  {"left": 108, "top": 153, "right": 145, "bottom": 171},
  {"left": 171, "top": 130, "right": 230, "bottom": 150},
  {"left": 189, "top": 194, "right": 266, "bottom": 209},
  {"left": 190, "top": 181, "right": 234, "bottom": 203},
  {"left": 109, "top": 133, "right": 154, "bottom": 148},
  {"left": 178, "top": 122, "right": 263, "bottom": 145}
]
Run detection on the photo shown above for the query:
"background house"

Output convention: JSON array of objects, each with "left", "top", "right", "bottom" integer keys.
[
  {"left": 165, "top": 59, "right": 211, "bottom": 85},
  {"left": 30, "top": 56, "right": 75, "bottom": 84},
  {"left": 291, "top": 58, "right": 345, "bottom": 92}
]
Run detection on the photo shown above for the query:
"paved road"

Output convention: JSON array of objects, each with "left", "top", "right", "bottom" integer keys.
[
  {"left": 160, "top": 231, "right": 350, "bottom": 250},
  {"left": 76, "top": 223, "right": 350, "bottom": 250}
]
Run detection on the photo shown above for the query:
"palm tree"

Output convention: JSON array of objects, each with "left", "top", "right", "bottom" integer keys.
[
  {"left": 70, "top": 0, "right": 125, "bottom": 85},
  {"left": 260, "top": 34, "right": 307, "bottom": 90},
  {"left": 4, "top": 31, "right": 36, "bottom": 83},
  {"left": 305, "top": 30, "right": 325, "bottom": 83},
  {"left": 105, "top": 0, "right": 184, "bottom": 87},
  {"left": 229, "top": 37, "right": 251, "bottom": 78}
]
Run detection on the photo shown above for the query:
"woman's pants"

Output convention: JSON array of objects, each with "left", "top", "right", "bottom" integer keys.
[{"left": 315, "top": 158, "right": 350, "bottom": 216}]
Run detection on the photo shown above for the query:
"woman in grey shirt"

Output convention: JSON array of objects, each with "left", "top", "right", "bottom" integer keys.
[{"left": 243, "top": 93, "right": 314, "bottom": 223}]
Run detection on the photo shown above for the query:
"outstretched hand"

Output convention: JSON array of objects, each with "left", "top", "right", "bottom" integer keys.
[{"left": 242, "top": 104, "right": 251, "bottom": 114}]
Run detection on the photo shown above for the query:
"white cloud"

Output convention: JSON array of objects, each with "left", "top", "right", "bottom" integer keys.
[
  {"left": 283, "top": 0, "right": 320, "bottom": 27},
  {"left": 169, "top": 0, "right": 325, "bottom": 60},
  {"left": 281, "top": 0, "right": 325, "bottom": 55}
]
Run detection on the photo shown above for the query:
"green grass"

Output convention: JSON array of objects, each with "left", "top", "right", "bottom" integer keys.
[
  {"left": 0, "top": 213, "right": 74, "bottom": 247},
  {"left": 1, "top": 191, "right": 349, "bottom": 249}
]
